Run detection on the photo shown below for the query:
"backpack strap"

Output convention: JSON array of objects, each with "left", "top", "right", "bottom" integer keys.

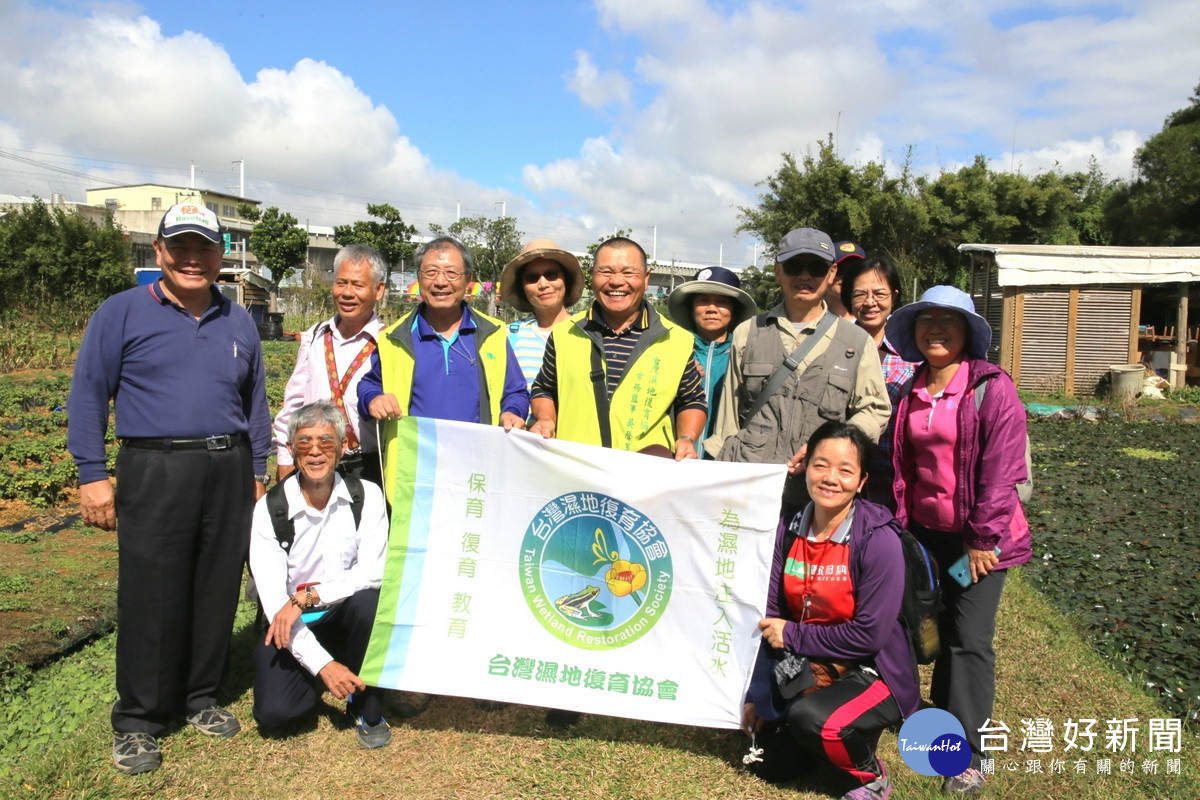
[
  {"left": 342, "top": 471, "right": 365, "bottom": 530},
  {"left": 267, "top": 471, "right": 366, "bottom": 554},
  {"left": 266, "top": 472, "right": 299, "bottom": 553}
]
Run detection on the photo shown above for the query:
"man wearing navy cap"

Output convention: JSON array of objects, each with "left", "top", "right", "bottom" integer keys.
[{"left": 68, "top": 202, "right": 272, "bottom": 774}]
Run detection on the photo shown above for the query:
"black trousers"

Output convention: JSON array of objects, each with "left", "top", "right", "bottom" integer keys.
[
  {"left": 750, "top": 667, "right": 899, "bottom": 785},
  {"left": 252, "top": 588, "right": 382, "bottom": 729},
  {"left": 914, "top": 529, "right": 1008, "bottom": 771},
  {"left": 111, "top": 442, "right": 254, "bottom": 735}
]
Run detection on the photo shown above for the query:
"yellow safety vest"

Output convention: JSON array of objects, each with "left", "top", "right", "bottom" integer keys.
[
  {"left": 553, "top": 307, "right": 693, "bottom": 451},
  {"left": 377, "top": 306, "right": 510, "bottom": 502}
]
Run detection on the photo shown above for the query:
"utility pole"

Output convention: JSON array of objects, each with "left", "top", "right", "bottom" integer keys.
[
  {"left": 649, "top": 225, "right": 657, "bottom": 261},
  {"left": 189, "top": 161, "right": 195, "bottom": 189}
]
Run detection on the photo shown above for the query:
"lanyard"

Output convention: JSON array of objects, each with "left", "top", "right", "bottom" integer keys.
[{"left": 323, "top": 328, "right": 376, "bottom": 451}]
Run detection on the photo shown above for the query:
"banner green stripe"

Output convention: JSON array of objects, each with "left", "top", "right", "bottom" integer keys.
[{"left": 360, "top": 417, "right": 421, "bottom": 683}]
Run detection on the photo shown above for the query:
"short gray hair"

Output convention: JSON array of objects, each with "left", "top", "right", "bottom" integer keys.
[
  {"left": 287, "top": 401, "right": 347, "bottom": 446},
  {"left": 334, "top": 244, "right": 386, "bottom": 284},
  {"left": 414, "top": 235, "right": 475, "bottom": 276}
]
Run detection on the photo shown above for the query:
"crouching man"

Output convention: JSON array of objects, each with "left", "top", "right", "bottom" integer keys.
[{"left": 249, "top": 401, "right": 391, "bottom": 748}]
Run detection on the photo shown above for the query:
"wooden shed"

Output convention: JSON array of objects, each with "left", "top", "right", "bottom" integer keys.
[{"left": 960, "top": 243, "right": 1200, "bottom": 396}]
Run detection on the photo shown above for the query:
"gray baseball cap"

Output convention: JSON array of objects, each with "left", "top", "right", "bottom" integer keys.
[{"left": 776, "top": 227, "right": 834, "bottom": 263}]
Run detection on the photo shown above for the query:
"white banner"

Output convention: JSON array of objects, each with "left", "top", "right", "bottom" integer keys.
[{"left": 361, "top": 418, "right": 786, "bottom": 729}]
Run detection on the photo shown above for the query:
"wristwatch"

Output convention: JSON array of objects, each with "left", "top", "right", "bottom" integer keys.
[{"left": 254, "top": 474, "right": 270, "bottom": 485}]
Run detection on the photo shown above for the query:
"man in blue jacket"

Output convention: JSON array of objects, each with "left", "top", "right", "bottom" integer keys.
[{"left": 68, "top": 202, "right": 272, "bottom": 775}]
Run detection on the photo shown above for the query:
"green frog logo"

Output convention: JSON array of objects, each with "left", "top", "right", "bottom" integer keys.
[
  {"left": 554, "top": 585, "right": 602, "bottom": 619},
  {"left": 520, "top": 492, "right": 673, "bottom": 651}
]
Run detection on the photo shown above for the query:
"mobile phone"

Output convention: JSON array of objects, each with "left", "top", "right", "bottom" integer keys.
[{"left": 948, "top": 547, "right": 1001, "bottom": 588}]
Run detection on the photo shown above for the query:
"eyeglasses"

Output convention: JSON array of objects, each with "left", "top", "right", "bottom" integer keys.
[
  {"left": 594, "top": 268, "right": 644, "bottom": 280},
  {"left": 914, "top": 313, "right": 965, "bottom": 326},
  {"left": 779, "top": 258, "right": 831, "bottom": 278},
  {"left": 851, "top": 289, "right": 896, "bottom": 303},
  {"left": 419, "top": 268, "right": 465, "bottom": 281},
  {"left": 291, "top": 434, "right": 339, "bottom": 454}
]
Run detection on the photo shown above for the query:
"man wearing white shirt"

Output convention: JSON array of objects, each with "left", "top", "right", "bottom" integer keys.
[
  {"left": 274, "top": 244, "right": 387, "bottom": 485},
  {"left": 250, "top": 402, "right": 391, "bottom": 748}
]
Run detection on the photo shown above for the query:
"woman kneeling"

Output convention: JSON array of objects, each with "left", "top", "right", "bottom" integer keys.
[{"left": 742, "top": 421, "right": 918, "bottom": 800}]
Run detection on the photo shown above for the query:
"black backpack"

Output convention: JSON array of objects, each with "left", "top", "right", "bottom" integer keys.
[
  {"left": 898, "top": 529, "right": 942, "bottom": 664},
  {"left": 265, "top": 472, "right": 366, "bottom": 552}
]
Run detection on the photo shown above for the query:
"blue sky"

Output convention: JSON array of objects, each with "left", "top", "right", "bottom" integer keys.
[{"left": 1, "top": 0, "right": 1198, "bottom": 266}]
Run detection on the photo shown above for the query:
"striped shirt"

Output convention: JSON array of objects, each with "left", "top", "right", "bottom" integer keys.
[
  {"left": 531, "top": 303, "right": 706, "bottom": 415},
  {"left": 507, "top": 317, "right": 552, "bottom": 389}
]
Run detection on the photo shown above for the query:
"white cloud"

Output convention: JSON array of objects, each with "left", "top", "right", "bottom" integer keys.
[
  {"left": 3, "top": 1, "right": 1200, "bottom": 267},
  {"left": 1004, "top": 130, "right": 1143, "bottom": 179},
  {"left": 568, "top": 50, "right": 633, "bottom": 111}
]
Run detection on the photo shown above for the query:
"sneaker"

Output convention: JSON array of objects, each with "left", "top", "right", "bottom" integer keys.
[
  {"left": 356, "top": 715, "right": 392, "bottom": 749},
  {"left": 943, "top": 767, "right": 984, "bottom": 795},
  {"left": 841, "top": 760, "right": 892, "bottom": 800},
  {"left": 185, "top": 706, "right": 241, "bottom": 738},
  {"left": 112, "top": 731, "right": 161, "bottom": 775}
]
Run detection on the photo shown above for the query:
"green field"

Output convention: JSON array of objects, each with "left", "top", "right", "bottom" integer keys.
[{"left": 0, "top": 342, "right": 1198, "bottom": 797}]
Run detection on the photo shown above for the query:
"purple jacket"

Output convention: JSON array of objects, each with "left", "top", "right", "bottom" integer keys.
[
  {"left": 748, "top": 500, "right": 920, "bottom": 721},
  {"left": 892, "top": 358, "right": 1032, "bottom": 569}
]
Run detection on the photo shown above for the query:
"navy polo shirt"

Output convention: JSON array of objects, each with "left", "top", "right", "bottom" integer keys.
[
  {"left": 356, "top": 304, "right": 529, "bottom": 423},
  {"left": 67, "top": 282, "right": 272, "bottom": 483}
]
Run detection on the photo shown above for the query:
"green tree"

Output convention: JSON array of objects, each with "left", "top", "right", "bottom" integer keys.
[
  {"left": 737, "top": 139, "right": 934, "bottom": 291},
  {"left": 1115, "top": 82, "right": 1200, "bottom": 245},
  {"left": 247, "top": 207, "right": 309, "bottom": 294},
  {"left": 0, "top": 200, "right": 132, "bottom": 318},
  {"left": 735, "top": 264, "right": 779, "bottom": 312},
  {"left": 428, "top": 215, "right": 523, "bottom": 284},
  {"left": 332, "top": 203, "right": 418, "bottom": 284}
]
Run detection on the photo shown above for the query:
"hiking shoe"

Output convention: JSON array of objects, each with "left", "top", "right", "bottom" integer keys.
[
  {"left": 356, "top": 716, "right": 392, "bottom": 749},
  {"left": 842, "top": 760, "right": 892, "bottom": 800},
  {"left": 942, "top": 767, "right": 984, "bottom": 795},
  {"left": 185, "top": 706, "right": 241, "bottom": 738},
  {"left": 545, "top": 708, "right": 581, "bottom": 730},
  {"left": 112, "top": 731, "right": 161, "bottom": 775}
]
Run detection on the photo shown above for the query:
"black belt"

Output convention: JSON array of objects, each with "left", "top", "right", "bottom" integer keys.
[{"left": 122, "top": 433, "right": 246, "bottom": 452}]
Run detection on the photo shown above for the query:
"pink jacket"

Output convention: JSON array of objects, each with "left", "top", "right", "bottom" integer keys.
[{"left": 893, "top": 359, "right": 1032, "bottom": 569}]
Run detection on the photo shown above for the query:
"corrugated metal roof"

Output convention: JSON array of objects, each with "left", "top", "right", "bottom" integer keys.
[{"left": 958, "top": 243, "right": 1200, "bottom": 287}]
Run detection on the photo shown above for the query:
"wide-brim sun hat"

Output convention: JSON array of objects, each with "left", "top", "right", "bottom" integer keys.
[
  {"left": 500, "top": 239, "right": 585, "bottom": 313},
  {"left": 885, "top": 285, "right": 992, "bottom": 363},
  {"left": 666, "top": 266, "right": 757, "bottom": 333}
]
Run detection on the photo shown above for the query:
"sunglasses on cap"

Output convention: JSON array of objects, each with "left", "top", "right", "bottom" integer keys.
[{"left": 779, "top": 256, "right": 832, "bottom": 278}]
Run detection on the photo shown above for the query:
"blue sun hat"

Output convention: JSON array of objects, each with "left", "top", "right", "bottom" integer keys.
[{"left": 885, "top": 285, "right": 992, "bottom": 363}]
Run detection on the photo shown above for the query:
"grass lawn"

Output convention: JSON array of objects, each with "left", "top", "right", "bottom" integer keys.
[
  {"left": 2, "top": 344, "right": 1199, "bottom": 797},
  {"left": 4, "top": 571, "right": 1197, "bottom": 799}
]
